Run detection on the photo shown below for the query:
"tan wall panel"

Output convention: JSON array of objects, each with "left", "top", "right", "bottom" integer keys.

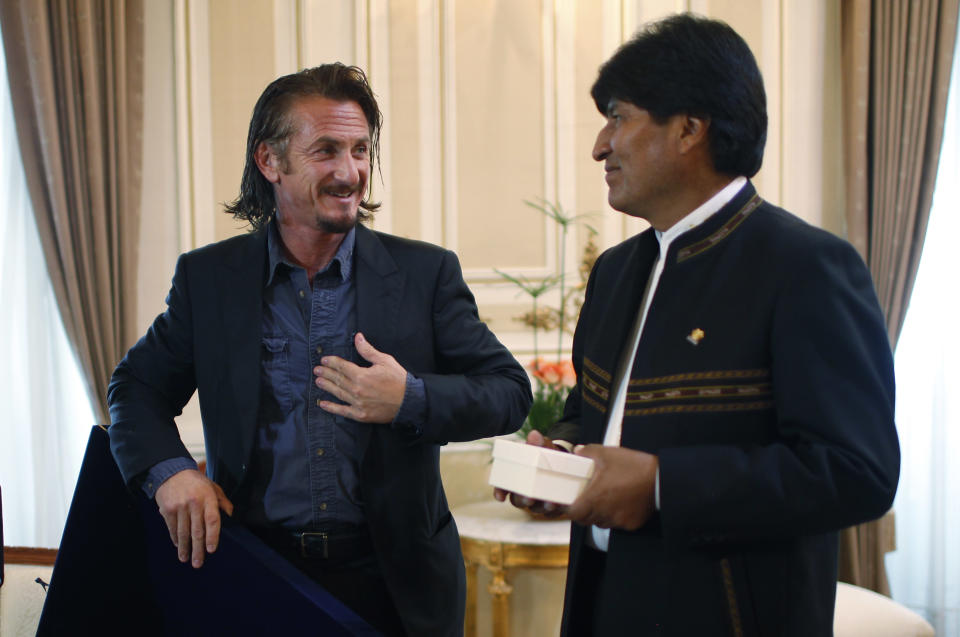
[
  {"left": 574, "top": 1, "right": 609, "bottom": 254},
  {"left": 707, "top": 0, "right": 765, "bottom": 52},
  {"left": 454, "top": 0, "right": 546, "bottom": 271},
  {"left": 817, "top": 0, "right": 845, "bottom": 237},
  {"left": 386, "top": 1, "right": 422, "bottom": 239},
  {"left": 209, "top": 0, "right": 277, "bottom": 241},
  {"left": 699, "top": 0, "right": 776, "bottom": 200},
  {"left": 139, "top": 0, "right": 179, "bottom": 334}
]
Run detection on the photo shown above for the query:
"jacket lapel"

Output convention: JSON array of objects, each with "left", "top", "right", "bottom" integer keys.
[
  {"left": 583, "top": 231, "right": 658, "bottom": 443},
  {"left": 353, "top": 224, "right": 405, "bottom": 458},
  {"left": 218, "top": 228, "right": 268, "bottom": 465}
]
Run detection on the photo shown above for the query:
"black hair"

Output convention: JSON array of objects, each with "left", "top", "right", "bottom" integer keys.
[
  {"left": 591, "top": 13, "right": 767, "bottom": 177},
  {"left": 225, "top": 63, "right": 382, "bottom": 230}
]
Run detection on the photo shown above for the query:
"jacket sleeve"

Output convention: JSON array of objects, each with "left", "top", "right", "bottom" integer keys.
[
  {"left": 107, "top": 253, "right": 198, "bottom": 486},
  {"left": 417, "top": 250, "right": 532, "bottom": 443}
]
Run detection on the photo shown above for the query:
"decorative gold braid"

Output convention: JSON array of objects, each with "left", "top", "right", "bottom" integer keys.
[
  {"left": 581, "top": 392, "right": 608, "bottom": 414},
  {"left": 628, "top": 369, "right": 770, "bottom": 386},
  {"left": 582, "top": 372, "right": 610, "bottom": 399},
  {"left": 721, "top": 559, "right": 745, "bottom": 637},
  {"left": 626, "top": 383, "right": 773, "bottom": 405},
  {"left": 677, "top": 194, "right": 763, "bottom": 263},
  {"left": 624, "top": 401, "right": 775, "bottom": 417},
  {"left": 583, "top": 357, "right": 612, "bottom": 382}
]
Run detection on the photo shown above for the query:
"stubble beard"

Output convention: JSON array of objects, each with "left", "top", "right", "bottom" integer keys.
[{"left": 315, "top": 208, "right": 359, "bottom": 234}]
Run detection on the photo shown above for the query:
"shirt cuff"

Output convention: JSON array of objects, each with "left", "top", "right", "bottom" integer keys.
[
  {"left": 142, "top": 456, "right": 199, "bottom": 499},
  {"left": 391, "top": 372, "right": 425, "bottom": 437}
]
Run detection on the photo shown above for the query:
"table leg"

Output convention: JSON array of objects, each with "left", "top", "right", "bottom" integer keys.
[
  {"left": 464, "top": 560, "right": 478, "bottom": 637},
  {"left": 488, "top": 567, "right": 513, "bottom": 637}
]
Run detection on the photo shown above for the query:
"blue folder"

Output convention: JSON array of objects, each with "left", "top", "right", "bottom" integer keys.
[{"left": 37, "top": 426, "right": 379, "bottom": 636}]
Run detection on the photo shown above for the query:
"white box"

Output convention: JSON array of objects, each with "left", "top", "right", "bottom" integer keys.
[{"left": 488, "top": 438, "right": 595, "bottom": 505}]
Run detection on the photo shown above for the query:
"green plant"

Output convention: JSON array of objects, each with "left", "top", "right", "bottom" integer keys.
[{"left": 496, "top": 199, "right": 598, "bottom": 438}]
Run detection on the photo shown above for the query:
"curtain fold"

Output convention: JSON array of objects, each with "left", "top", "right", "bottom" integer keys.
[
  {"left": 840, "top": 0, "right": 959, "bottom": 595},
  {"left": 0, "top": 0, "right": 144, "bottom": 424}
]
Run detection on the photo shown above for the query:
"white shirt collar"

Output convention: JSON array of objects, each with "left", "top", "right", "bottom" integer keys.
[{"left": 656, "top": 176, "right": 748, "bottom": 247}]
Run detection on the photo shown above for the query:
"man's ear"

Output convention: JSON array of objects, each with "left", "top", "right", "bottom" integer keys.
[
  {"left": 677, "top": 115, "right": 710, "bottom": 155},
  {"left": 254, "top": 141, "right": 281, "bottom": 184}
]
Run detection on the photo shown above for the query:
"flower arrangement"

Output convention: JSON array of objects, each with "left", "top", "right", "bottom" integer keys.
[
  {"left": 522, "top": 358, "right": 576, "bottom": 437},
  {"left": 496, "top": 199, "right": 598, "bottom": 439}
]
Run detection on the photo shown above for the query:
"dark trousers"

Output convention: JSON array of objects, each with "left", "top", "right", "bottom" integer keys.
[
  {"left": 565, "top": 543, "right": 610, "bottom": 637},
  {"left": 252, "top": 528, "right": 406, "bottom": 636}
]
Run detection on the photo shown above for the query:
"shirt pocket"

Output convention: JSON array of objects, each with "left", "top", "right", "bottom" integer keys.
[{"left": 261, "top": 335, "right": 293, "bottom": 416}]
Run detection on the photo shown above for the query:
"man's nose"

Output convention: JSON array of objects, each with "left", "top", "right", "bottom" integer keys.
[
  {"left": 333, "top": 153, "right": 361, "bottom": 184},
  {"left": 592, "top": 128, "right": 611, "bottom": 162}
]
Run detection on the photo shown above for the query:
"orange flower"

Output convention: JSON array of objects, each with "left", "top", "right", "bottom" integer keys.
[{"left": 529, "top": 358, "right": 576, "bottom": 387}]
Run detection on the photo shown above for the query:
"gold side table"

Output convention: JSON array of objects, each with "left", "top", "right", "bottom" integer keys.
[{"left": 452, "top": 500, "right": 570, "bottom": 637}]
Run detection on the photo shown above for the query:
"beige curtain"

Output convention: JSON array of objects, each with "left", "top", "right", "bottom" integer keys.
[
  {"left": 840, "top": 0, "right": 959, "bottom": 594},
  {"left": 0, "top": 0, "right": 144, "bottom": 424}
]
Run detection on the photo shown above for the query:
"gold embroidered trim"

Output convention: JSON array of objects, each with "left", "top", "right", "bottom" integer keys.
[
  {"left": 677, "top": 194, "right": 763, "bottom": 263},
  {"left": 583, "top": 357, "right": 612, "bottom": 382},
  {"left": 582, "top": 391, "right": 609, "bottom": 414},
  {"left": 582, "top": 372, "right": 610, "bottom": 400},
  {"left": 581, "top": 357, "right": 612, "bottom": 412},
  {"left": 624, "top": 400, "right": 775, "bottom": 417},
  {"left": 626, "top": 383, "right": 772, "bottom": 405},
  {"left": 720, "top": 559, "right": 745, "bottom": 637},
  {"left": 628, "top": 369, "right": 770, "bottom": 387}
]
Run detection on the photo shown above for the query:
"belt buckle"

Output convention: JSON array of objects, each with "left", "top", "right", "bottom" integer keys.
[{"left": 299, "top": 531, "right": 328, "bottom": 559}]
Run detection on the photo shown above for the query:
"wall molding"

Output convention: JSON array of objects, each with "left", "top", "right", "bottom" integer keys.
[
  {"left": 367, "top": 0, "right": 394, "bottom": 234},
  {"left": 174, "top": 0, "right": 215, "bottom": 252}
]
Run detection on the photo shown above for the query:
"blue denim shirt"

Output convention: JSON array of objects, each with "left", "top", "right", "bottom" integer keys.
[{"left": 144, "top": 223, "right": 426, "bottom": 532}]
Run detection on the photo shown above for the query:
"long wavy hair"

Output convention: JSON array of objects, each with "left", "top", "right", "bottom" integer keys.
[{"left": 225, "top": 64, "right": 382, "bottom": 230}]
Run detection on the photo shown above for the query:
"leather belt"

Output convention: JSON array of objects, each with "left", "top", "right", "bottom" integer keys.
[
  {"left": 253, "top": 525, "right": 373, "bottom": 562},
  {"left": 293, "top": 530, "right": 372, "bottom": 560}
]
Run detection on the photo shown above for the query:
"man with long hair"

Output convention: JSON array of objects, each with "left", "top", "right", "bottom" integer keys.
[{"left": 109, "top": 64, "right": 531, "bottom": 636}]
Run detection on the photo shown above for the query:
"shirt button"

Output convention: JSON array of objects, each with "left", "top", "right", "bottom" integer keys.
[
  {"left": 315, "top": 346, "right": 323, "bottom": 354},
  {"left": 316, "top": 398, "right": 322, "bottom": 407},
  {"left": 319, "top": 503, "right": 327, "bottom": 511},
  {"left": 298, "top": 290, "right": 305, "bottom": 298},
  {"left": 316, "top": 448, "right": 325, "bottom": 456}
]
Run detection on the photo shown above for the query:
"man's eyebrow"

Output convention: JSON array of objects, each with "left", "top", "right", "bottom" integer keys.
[{"left": 309, "top": 135, "right": 371, "bottom": 148}]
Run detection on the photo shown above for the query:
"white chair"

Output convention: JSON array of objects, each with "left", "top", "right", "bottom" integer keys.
[{"left": 834, "top": 582, "right": 934, "bottom": 637}]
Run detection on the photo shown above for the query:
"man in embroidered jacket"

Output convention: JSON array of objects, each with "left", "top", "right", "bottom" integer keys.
[{"left": 496, "top": 14, "right": 899, "bottom": 637}]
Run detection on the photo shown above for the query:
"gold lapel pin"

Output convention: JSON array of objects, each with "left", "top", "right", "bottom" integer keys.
[{"left": 686, "top": 328, "right": 705, "bottom": 345}]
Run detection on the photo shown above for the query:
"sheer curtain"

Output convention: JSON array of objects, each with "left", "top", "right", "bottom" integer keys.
[
  {"left": 0, "top": 22, "right": 93, "bottom": 549},
  {"left": 886, "top": 38, "right": 960, "bottom": 636}
]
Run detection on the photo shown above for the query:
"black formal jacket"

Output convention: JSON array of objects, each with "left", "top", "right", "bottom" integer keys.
[
  {"left": 108, "top": 223, "right": 532, "bottom": 636},
  {"left": 552, "top": 183, "right": 900, "bottom": 636}
]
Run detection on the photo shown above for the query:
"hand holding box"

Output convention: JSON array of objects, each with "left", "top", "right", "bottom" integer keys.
[{"left": 488, "top": 439, "right": 595, "bottom": 506}]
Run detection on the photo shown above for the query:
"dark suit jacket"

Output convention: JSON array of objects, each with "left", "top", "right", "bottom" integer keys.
[
  {"left": 108, "top": 223, "right": 531, "bottom": 636},
  {"left": 552, "top": 183, "right": 899, "bottom": 636}
]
